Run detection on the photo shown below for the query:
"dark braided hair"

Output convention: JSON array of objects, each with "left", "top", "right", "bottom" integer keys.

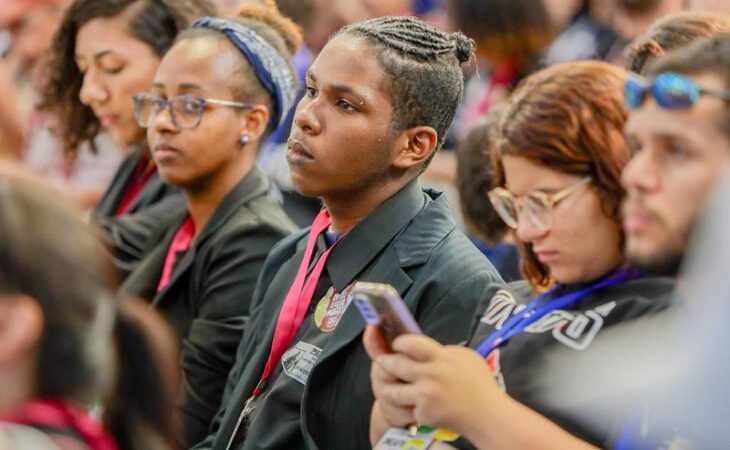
[
  {"left": 627, "top": 12, "right": 730, "bottom": 74},
  {"left": 38, "top": 0, "right": 217, "bottom": 154},
  {"left": 335, "top": 16, "right": 475, "bottom": 165}
]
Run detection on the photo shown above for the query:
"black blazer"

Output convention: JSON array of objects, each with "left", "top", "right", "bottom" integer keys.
[
  {"left": 93, "top": 147, "right": 183, "bottom": 277},
  {"left": 93, "top": 147, "right": 179, "bottom": 219},
  {"left": 120, "top": 166, "right": 297, "bottom": 447},
  {"left": 193, "top": 181, "right": 502, "bottom": 450}
]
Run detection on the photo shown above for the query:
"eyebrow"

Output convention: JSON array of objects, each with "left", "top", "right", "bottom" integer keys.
[
  {"left": 93, "top": 50, "right": 114, "bottom": 60},
  {"left": 150, "top": 82, "right": 204, "bottom": 91},
  {"left": 178, "top": 83, "right": 203, "bottom": 91},
  {"left": 306, "top": 70, "right": 367, "bottom": 104}
]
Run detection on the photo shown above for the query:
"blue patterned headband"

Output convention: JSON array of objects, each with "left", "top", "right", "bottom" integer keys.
[{"left": 193, "top": 16, "right": 296, "bottom": 130}]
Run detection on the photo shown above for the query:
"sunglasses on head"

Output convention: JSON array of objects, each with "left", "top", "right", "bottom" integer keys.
[{"left": 625, "top": 72, "right": 730, "bottom": 110}]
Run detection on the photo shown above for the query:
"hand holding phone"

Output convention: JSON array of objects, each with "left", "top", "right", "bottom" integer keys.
[{"left": 352, "top": 282, "right": 422, "bottom": 352}]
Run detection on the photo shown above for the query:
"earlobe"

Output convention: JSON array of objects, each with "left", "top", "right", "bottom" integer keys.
[
  {"left": 242, "top": 105, "right": 271, "bottom": 144},
  {"left": 0, "top": 295, "right": 43, "bottom": 364},
  {"left": 392, "top": 126, "right": 438, "bottom": 170}
]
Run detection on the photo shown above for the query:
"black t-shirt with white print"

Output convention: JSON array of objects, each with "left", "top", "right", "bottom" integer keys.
[{"left": 466, "top": 277, "right": 675, "bottom": 447}]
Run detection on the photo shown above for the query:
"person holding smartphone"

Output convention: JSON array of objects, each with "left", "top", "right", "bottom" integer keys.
[
  {"left": 192, "top": 15, "right": 501, "bottom": 450},
  {"left": 118, "top": 3, "right": 299, "bottom": 446},
  {"left": 365, "top": 60, "right": 676, "bottom": 449}
]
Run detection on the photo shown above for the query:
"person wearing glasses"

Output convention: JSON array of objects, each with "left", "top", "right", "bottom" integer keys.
[
  {"left": 598, "top": 35, "right": 730, "bottom": 447},
  {"left": 38, "top": 0, "right": 217, "bottom": 276},
  {"left": 623, "top": 35, "right": 730, "bottom": 277},
  {"left": 365, "top": 60, "right": 675, "bottom": 449},
  {"left": 541, "top": 35, "right": 730, "bottom": 449},
  {"left": 118, "top": 3, "right": 298, "bottom": 446}
]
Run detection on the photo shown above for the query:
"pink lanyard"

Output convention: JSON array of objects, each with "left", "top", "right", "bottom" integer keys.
[
  {"left": 157, "top": 216, "right": 195, "bottom": 292},
  {"left": 0, "top": 399, "right": 119, "bottom": 450},
  {"left": 253, "top": 209, "right": 338, "bottom": 396}
]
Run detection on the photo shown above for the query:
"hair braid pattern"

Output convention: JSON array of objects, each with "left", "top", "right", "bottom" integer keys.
[{"left": 336, "top": 16, "right": 475, "bottom": 165}]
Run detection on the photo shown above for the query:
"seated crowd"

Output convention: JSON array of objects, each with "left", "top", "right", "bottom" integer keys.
[{"left": 0, "top": 1, "right": 729, "bottom": 449}]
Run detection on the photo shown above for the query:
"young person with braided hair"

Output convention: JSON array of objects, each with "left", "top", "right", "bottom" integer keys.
[
  {"left": 118, "top": 2, "right": 299, "bottom": 446},
  {"left": 191, "top": 15, "right": 501, "bottom": 450}
]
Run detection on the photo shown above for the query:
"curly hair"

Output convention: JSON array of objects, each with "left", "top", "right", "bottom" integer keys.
[
  {"left": 38, "top": 0, "right": 217, "bottom": 154},
  {"left": 334, "top": 16, "right": 475, "bottom": 167},
  {"left": 627, "top": 11, "right": 730, "bottom": 74},
  {"left": 493, "top": 60, "right": 629, "bottom": 290}
]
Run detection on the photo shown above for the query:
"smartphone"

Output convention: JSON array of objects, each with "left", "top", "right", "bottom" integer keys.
[{"left": 352, "top": 282, "right": 422, "bottom": 352}]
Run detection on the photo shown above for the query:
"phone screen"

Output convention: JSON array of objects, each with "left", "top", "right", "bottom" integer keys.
[{"left": 352, "top": 282, "right": 422, "bottom": 351}]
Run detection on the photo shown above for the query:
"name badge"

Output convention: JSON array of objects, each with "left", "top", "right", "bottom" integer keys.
[
  {"left": 281, "top": 341, "right": 322, "bottom": 385},
  {"left": 374, "top": 427, "right": 435, "bottom": 450}
]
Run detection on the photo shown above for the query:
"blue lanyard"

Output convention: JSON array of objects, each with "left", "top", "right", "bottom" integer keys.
[
  {"left": 612, "top": 413, "right": 641, "bottom": 450},
  {"left": 475, "top": 269, "right": 639, "bottom": 358}
]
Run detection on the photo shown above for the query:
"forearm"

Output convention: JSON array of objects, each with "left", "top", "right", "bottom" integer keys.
[{"left": 462, "top": 395, "right": 599, "bottom": 450}]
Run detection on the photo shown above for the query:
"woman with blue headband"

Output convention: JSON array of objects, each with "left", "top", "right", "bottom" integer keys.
[{"left": 118, "top": 2, "right": 299, "bottom": 445}]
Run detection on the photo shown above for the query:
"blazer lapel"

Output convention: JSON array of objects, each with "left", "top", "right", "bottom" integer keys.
[
  {"left": 151, "top": 167, "right": 270, "bottom": 307},
  {"left": 127, "top": 171, "right": 162, "bottom": 214},
  {"left": 193, "top": 166, "right": 270, "bottom": 249},
  {"left": 314, "top": 246, "right": 412, "bottom": 364},
  {"left": 313, "top": 188, "right": 457, "bottom": 366},
  {"left": 95, "top": 151, "right": 139, "bottom": 217},
  {"left": 151, "top": 238, "right": 197, "bottom": 307}
]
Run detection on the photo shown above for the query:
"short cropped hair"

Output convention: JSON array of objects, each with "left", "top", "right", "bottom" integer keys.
[{"left": 646, "top": 34, "right": 730, "bottom": 135}]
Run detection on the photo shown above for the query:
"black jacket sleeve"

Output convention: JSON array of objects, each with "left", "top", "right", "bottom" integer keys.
[{"left": 181, "top": 225, "right": 290, "bottom": 447}]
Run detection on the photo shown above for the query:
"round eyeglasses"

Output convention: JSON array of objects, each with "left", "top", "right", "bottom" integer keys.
[
  {"left": 487, "top": 176, "right": 591, "bottom": 231},
  {"left": 133, "top": 93, "right": 254, "bottom": 130}
]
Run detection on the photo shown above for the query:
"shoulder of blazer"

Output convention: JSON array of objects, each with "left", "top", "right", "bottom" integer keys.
[
  {"left": 198, "top": 194, "right": 298, "bottom": 254},
  {"left": 393, "top": 189, "right": 494, "bottom": 276}
]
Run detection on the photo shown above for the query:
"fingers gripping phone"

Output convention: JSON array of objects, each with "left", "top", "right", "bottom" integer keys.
[{"left": 352, "top": 282, "right": 422, "bottom": 352}]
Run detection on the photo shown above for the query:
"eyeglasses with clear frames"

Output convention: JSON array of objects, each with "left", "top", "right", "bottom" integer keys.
[
  {"left": 133, "top": 93, "right": 255, "bottom": 130},
  {"left": 487, "top": 176, "right": 591, "bottom": 231}
]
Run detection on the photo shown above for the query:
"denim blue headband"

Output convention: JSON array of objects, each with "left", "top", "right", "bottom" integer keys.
[{"left": 193, "top": 16, "right": 296, "bottom": 130}]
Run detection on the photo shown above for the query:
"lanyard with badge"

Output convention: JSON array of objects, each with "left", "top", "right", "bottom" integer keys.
[
  {"left": 375, "top": 268, "right": 639, "bottom": 450},
  {"left": 475, "top": 268, "right": 638, "bottom": 358},
  {"left": 225, "top": 209, "right": 341, "bottom": 450}
]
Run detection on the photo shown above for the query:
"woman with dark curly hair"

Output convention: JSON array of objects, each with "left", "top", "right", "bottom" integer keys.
[
  {"left": 366, "top": 61, "right": 676, "bottom": 449},
  {"left": 39, "top": 0, "right": 216, "bottom": 220}
]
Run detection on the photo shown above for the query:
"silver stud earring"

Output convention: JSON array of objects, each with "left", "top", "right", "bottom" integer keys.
[{"left": 240, "top": 134, "right": 250, "bottom": 145}]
